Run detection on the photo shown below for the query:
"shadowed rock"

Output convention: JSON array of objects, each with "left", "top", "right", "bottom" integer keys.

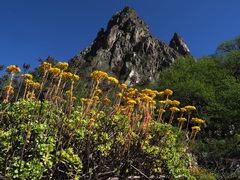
[{"left": 69, "top": 6, "right": 192, "bottom": 86}]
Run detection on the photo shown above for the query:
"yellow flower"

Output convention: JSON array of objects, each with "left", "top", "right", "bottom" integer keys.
[
  {"left": 165, "top": 99, "right": 172, "bottom": 105},
  {"left": 73, "top": 74, "right": 80, "bottom": 81},
  {"left": 29, "top": 81, "right": 40, "bottom": 88},
  {"left": 49, "top": 68, "right": 61, "bottom": 77},
  {"left": 190, "top": 118, "right": 204, "bottom": 124},
  {"left": 127, "top": 100, "right": 137, "bottom": 105},
  {"left": 108, "top": 77, "right": 119, "bottom": 84},
  {"left": 56, "top": 62, "right": 68, "bottom": 71},
  {"left": 4, "top": 86, "right": 14, "bottom": 93},
  {"left": 192, "top": 126, "right": 201, "bottom": 131},
  {"left": 39, "top": 62, "right": 51, "bottom": 73},
  {"left": 62, "top": 72, "right": 72, "bottom": 79},
  {"left": 6, "top": 65, "right": 21, "bottom": 75},
  {"left": 117, "top": 92, "right": 122, "bottom": 98},
  {"left": 170, "top": 107, "right": 180, "bottom": 113},
  {"left": 95, "top": 89, "right": 102, "bottom": 95},
  {"left": 21, "top": 74, "right": 33, "bottom": 80},
  {"left": 118, "top": 83, "right": 127, "bottom": 89},
  {"left": 31, "top": 82, "right": 40, "bottom": 88},
  {"left": 90, "top": 118, "right": 95, "bottom": 122},
  {"left": 157, "top": 109, "right": 165, "bottom": 113},
  {"left": 177, "top": 117, "right": 187, "bottom": 122},
  {"left": 61, "top": 99, "right": 67, "bottom": 103},
  {"left": 149, "top": 100, "right": 156, "bottom": 105},
  {"left": 164, "top": 89, "right": 173, "bottom": 96},
  {"left": 26, "top": 92, "right": 36, "bottom": 99},
  {"left": 93, "top": 96, "right": 99, "bottom": 101},
  {"left": 197, "top": 119, "right": 204, "bottom": 124},
  {"left": 159, "top": 100, "right": 166, "bottom": 105},
  {"left": 142, "top": 95, "right": 152, "bottom": 102},
  {"left": 62, "top": 72, "right": 79, "bottom": 81},
  {"left": 121, "top": 108, "right": 126, "bottom": 112},
  {"left": 103, "top": 98, "right": 111, "bottom": 103},
  {"left": 142, "top": 89, "right": 153, "bottom": 96},
  {"left": 158, "top": 91, "right": 165, "bottom": 99},
  {"left": 66, "top": 90, "right": 71, "bottom": 94},
  {"left": 72, "top": 97, "right": 76, "bottom": 100},
  {"left": 184, "top": 105, "right": 196, "bottom": 114},
  {"left": 80, "top": 98, "right": 86, "bottom": 102},
  {"left": 149, "top": 92, "right": 156, "bottom": 98},
  {"left": 91, "top": 70, "right": 108, "bottom": 83},
  {"left": 180, "top": 108, "right": 186, "bottom": 113},
  {"left": 171, "top": 100, "right": 180, "bottom": 106}
]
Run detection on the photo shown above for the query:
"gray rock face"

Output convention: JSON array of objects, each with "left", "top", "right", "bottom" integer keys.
[
  {"left": 69, "top": 6, "right": 191, "bottom": 86},
  {"left": 169, "top": 32, "right": 191, "bottom": 56}
]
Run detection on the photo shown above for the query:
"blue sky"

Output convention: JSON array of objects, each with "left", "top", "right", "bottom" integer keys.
[{"left": 0, "top": 0, "right": 240, "bottom": 72}]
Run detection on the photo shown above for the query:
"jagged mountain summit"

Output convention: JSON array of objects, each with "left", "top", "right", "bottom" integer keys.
[{"left": 69, "top": 6, "right": 191, "bottom": 86}]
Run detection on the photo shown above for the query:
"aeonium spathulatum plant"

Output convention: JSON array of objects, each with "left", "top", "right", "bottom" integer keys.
[{"left": 4, "top": 65, "right": 21, "bottom": 102}]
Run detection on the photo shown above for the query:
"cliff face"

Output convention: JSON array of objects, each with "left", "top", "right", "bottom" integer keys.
[{"left": 69, "top": 6, "right": 191, "bottom": 86}]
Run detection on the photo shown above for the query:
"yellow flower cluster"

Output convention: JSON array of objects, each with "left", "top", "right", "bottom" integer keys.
[
  {"left": 118, "top": 84, "right": 127, "bottom": 89},
  {"left": 62, "top": 72, "right": 79, "bottom": 81},
  {"left": 184, "top": 106, "right": 196, "bottom": 114},
  {"left": 66, "top": 90, "right": 71, "bottom": 94},
  {"left": 61, "top": 99, "right": 67, "bottom": 103},
  {"left": 180, "top": 108, "right": 186, "bottom": 113},
  {"left": 27, "top": 92, "right": 36, "bottom": 100},
  {"left": 158, "top": 91, "right": 165, "bottom": 99},
  {"left": 164, "top": 89, "right": 173, "bottom": 96},
  {"left": 117, "top": 92, "right": 122, "bottom": 98},
  {"left": 103, "top": 98, "right": 111, "bottom": 103},
  {"left": 125, "top": 88, "right": 138, "bottom": 99},
  {"left": 95, "top": 89, "right": 102, "bottom": 95},
  {"left": 142, "top": 95, "right": 152, "bottom": 102},
  {"left": 170, "top": 107, "right": 180, "bottom": 113},
  {"left": 39, "top": 62, "right": 51, "bottom": 73},
  {"left": 108, "top": 77, "right": 119, "bottom": 84},
  {"left": 127, "top": 100, "right": 137, "bottom": 105},
  {"left": 171, "top": 100, "right": 180, "bottom": 106},
  {"left": 56, "top": 62, "right": 68, "bottom": 71},
  {"left": 177, "top": 117, "right": 187, "bottom": 122},
  {"left": 4, "top": 86, "right": 13, "bottom": 93},
  {"left": 142, "top": 89, "right": 157, "bottom": 98},
  {"left": 149, "top": 100, "right": 156, "bottom": 105},
  {"left": 49, "top": 68, "right": 61, "bottom": 77},
  {"left": 29, "top": 82, "right": 40, "bottom": 88},
  {"left": 190, "top": 118, "right": 204, "bottom": 124},
  {"left": 91, "top": 70, "right": 108, "bottom": 83},
  {"left": 157, "top": 109, "right": 165, "bottom": 113},
  {"left": 80, "top": 98, "right": 87, "bottom": 102},
  {"left": 6, "top": 65, "right": 21, "bottom": 75},
  {"left": 21, "top": 74, "right": 33, "bottom": 80},
  {"left": 159, "top": 100, "right": 165, "bottom": 105},
  {"left": 93, "top": 96, "right": 99, "bottom": 101},
  {"left": 191, "top": 126, "right": 201, "bottom": 131}
]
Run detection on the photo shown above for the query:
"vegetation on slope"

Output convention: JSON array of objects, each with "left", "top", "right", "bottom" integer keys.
[
  {"left": 0, "top": 60, "right": 206, "bottom": 179},
  {"left": 151, "top": 36, "right": 240, "bottom": 179}
]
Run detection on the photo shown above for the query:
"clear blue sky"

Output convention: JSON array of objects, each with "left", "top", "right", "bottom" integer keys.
[{"left": 0, "top": 0, "right": 240, "bottom": 72}]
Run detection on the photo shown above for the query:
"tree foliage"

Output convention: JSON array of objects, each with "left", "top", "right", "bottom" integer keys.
[{"left": 152, "top": 36, "right": 240, "bottom": 177}]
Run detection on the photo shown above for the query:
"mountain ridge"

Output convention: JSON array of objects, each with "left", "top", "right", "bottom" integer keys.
[{"left": 69, "top": 6, "right": 191, "bottom": 86}]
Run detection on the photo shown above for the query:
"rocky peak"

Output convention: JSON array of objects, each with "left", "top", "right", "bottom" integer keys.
[
  {"left": 106, "top": 6, "right": 149, "bottom": 33},
  {"left": 169, "top": 32, "right": 191, "bottom": 56},
  {"left": 70, "top": 7, "right": 192, "bottom": 86}
]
